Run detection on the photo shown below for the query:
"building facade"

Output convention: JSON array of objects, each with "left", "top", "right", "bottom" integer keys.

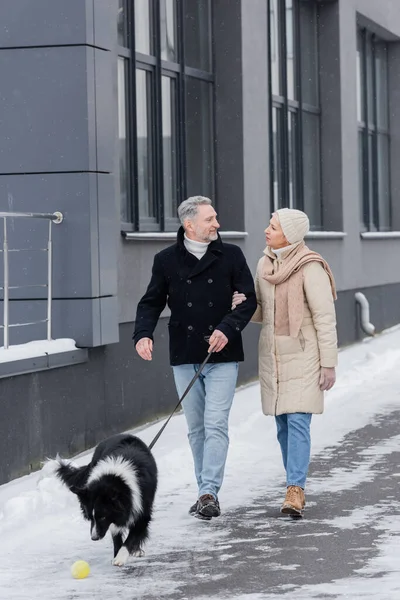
[{"left": 0, "top": 0, "right": 400, "bottom": 483}]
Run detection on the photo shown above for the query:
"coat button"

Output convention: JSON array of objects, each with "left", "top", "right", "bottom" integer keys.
[
  {"left": 208, "top": 301, "right": 213, "bottom": 307},
  {"left": 187, "top": 302, "right": 192, "bottom": 307},
  {"left": 208, "top": 325, "right": 213, "bottom": 331},
  {"left": 187, "top": 279, "right": 192, "bottom": 284},
  {"left": 236, "top": 326, "right": 240, "bottom": 331},
  {"left": 208, "top": 278, "right": 213, "bottom": 283},
  {"left": 188, "top": 325, "right": 193, "bottom": 331}
]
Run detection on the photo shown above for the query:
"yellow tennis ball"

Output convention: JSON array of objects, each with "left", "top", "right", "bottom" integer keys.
[{"left": 71, "top": 560, "right": 90, "bottom": 579}]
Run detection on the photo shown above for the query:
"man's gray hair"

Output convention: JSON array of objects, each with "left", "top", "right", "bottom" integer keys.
[{"left": 177, "top": 196, "right": 212, "bottom": 226}]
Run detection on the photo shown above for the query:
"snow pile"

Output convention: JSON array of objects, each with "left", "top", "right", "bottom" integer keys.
[{"left": 0, "top": 338, "right": 78, "bottom": 363}]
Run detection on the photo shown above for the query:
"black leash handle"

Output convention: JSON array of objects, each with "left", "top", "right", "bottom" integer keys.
[{"left": 148, "top": 351, "right": 213, "bottom": 450}]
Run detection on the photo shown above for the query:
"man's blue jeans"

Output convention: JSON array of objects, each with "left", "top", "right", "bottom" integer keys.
[
  {"left": 275, "top": 413, "right": 312, "bottom": 489},
  {"left": 172, "top": 362, "right": 239, "bottom": 499}
]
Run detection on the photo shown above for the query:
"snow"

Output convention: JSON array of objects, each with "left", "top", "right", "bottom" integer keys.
[
  {"left": 0, "top": 338, "right": 77, "bottom": 363},
  {"left": 1, "top": 327, "right": 400, "bottom": 598}
]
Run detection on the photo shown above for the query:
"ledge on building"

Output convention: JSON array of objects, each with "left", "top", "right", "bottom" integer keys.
[
  {"left": 122, "top": 231, "right": 248, "bottom": 241},
  {"left": 0, "top": 339, "right": 88, "bottom": 379},
  {"left": 306, "top": 231, "right": 347, "bottom": 240},
  {"left": 360, "top": 231, "right": 400, "bottom": 240}
]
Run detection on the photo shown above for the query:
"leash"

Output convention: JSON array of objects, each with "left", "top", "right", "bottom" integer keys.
[{"left": 148, "top": 351, "right": 213, "bottom": 451}]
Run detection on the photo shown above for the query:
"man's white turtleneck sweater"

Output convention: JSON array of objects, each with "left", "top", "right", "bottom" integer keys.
[{"left": 184, "top": 233, "right": 209, "bottom": 260}]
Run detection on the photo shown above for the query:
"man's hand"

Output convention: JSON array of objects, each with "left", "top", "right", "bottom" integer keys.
[
  {"left": 231, "top": 291, "right": 247, "bottom": 310},
  {"left": 319, "top": 367, "right": 336, "bottom": 391},
  {"left": 135, "top": 337, "right": 153, "bottom": 361},
  {"left": 208, "top": 329, "right": 228, "bottom": 353}
]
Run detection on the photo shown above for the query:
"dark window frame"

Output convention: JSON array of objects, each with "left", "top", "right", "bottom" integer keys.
[
  {"left": 358, "top": 28, "right": 391, "bottom": 232},
  {"left": 118, "top": 0, "right": 215, "bottom": 233},
  {"left": 268, "top": 0, "right": 322, "bottom": 229}
]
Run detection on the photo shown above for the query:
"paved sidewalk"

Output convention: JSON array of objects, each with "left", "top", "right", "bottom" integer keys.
[{"left": 122, "top": 405, "right": 400, "bottom": 599}]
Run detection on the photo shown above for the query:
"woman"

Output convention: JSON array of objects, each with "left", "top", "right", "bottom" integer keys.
[{"left": 237, "top": 208, "right": 338, "bottom": 516}]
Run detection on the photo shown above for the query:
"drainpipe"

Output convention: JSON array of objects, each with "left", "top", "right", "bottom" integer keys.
[{"left": 355, "top": 292, "right": 375, "bottom": 336}]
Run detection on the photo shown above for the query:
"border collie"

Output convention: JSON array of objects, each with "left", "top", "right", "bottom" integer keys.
[{"left": 55, "top": 433, "right": 158, "bottom": 566}]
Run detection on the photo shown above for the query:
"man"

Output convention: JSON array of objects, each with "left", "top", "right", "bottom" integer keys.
[{"left": 134, "top": 196, "right": 256, "bottom": 520}]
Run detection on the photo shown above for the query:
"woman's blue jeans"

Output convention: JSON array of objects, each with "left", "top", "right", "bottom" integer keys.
[{"left": 275, "top": 412, "right": 312, "bottom": 489}]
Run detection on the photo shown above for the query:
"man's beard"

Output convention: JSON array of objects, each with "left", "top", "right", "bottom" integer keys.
[
  {"left": 192, "top": 229, "right": 218, "bottom": 243},
  {"left": 205, "top": 231, "right": 218, "bottom": 242}
]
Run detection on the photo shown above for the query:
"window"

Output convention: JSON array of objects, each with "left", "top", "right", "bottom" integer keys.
[
  {"left": 118, "top": 0, "right": 214, "bottom": 232},
  {"left": 357, "top": 29, "right": 391, "bottom": 231},
  {"left": 268, "top": 0, "right": 321, "bottom": 228}
]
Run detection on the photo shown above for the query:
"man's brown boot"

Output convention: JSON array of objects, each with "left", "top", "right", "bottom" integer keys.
[{"left": 281, "top": 485, "right": 305, "bottom": 516}]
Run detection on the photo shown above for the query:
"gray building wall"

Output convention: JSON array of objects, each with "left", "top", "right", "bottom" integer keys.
[
  {"left": 239, "top": 0, "right": 400, "bottom": 306},
  {"left": 333, "top": 0, "right": 400, "bottom": 291},
  {"left": 241, "top": 0, "right": 271, "bottom": 272},
  {"left": 0, "top": 0, "right": 119, "bottom": 348},
  {"left": 233, "top": 0, "right": 400, "bottom": 338}
]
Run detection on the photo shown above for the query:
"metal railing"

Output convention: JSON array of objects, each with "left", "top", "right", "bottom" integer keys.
[{"left": 0, "top": 211, "right": 63, "bottom": 349}]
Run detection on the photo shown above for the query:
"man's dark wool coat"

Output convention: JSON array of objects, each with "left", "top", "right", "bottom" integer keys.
[{"left": 133, "top": 227, "right": 257, "bottom": 365}]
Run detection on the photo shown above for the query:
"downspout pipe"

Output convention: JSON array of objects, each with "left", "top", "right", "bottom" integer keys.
[{"left": 355, "top": 292, "right": 375, "bottom": 336}]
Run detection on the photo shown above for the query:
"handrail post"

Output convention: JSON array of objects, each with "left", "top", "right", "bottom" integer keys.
[
  {"left": 3, "top": 218, "right": 9, "bottom": 349},
  {"left": 47, "top": 220, "right": 53, "bottom": 341}
]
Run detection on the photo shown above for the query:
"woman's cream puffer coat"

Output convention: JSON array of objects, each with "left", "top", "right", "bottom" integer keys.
[{"left": 253, "top": 250, "right": 338, "bottom": 416}]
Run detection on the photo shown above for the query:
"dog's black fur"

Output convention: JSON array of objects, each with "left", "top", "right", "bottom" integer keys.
[{"left": 55, "top": 433, "right": 157, "bottom": 566}]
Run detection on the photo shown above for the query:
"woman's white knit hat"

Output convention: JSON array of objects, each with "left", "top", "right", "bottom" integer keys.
[{"left": 275, "top": 208, "right": 310, "bottom": 244}]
